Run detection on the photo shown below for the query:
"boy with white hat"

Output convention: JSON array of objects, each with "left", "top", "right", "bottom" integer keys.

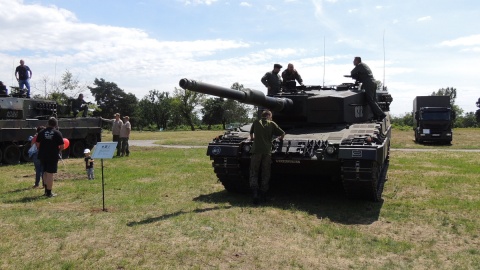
[{"left": 84, "top": 148, "right": 94, "bottom": 180}]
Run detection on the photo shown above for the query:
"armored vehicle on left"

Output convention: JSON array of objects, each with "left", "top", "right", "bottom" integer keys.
[{"left": 0, "top": 88, "right": 102, "bottom": 165}]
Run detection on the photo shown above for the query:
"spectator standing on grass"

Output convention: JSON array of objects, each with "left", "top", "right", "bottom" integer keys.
[
  {"left": 119, "top": 116, "right": 131, "bottom": 157},
  {"left": 36, "top": 117, "right": 64, "bottom": 198},
  {"left": 84, "top": 149, "right": 94, "bottom": 180},
  {"left": 30, "top": 126, "right": 46, "bottom": 188},
  {"left": 249, "top": 110, "right": 285, "bottom": 205},
  {"left": 102, "top": 113, "right": 123, "bottom": 156}
]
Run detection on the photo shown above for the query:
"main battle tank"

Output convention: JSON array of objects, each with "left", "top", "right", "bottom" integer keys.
[
  {"left": 179, "top": 78, "right": 393, "bottom": 201},
  {"left": 0, "top": 87, "right": 102, "bottom": 165}
]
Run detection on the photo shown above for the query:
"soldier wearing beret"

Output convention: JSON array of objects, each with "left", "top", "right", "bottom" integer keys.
[{"left": 261, "top": 64, "right": 283, "bottom": 96}]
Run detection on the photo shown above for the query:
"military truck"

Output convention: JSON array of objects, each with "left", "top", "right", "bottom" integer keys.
[
  {"left": 180, "top": 78, "right": 393, "bottom": 201},
  {"left": 0, "top": 87, "right": 102, "bottom": 165},
  {"left": 413, "top": 96, "right": 453, "bottom": 144}
]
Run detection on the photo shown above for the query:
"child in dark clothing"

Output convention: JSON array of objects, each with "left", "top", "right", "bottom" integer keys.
[{"left": 84, "top": 149, "right": 94, "bottom": 180}]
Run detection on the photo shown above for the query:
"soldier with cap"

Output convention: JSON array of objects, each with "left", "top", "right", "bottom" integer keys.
[
  {"left": 261, "top": 64, "right": 283, "bottom": 96},
  {"left": 350, "top": 56, "right": 386, "bottom": 121}
]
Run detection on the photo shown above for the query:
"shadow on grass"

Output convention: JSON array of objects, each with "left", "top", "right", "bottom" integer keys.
[
  {"left": 4, "top": 187, "right": 32, "bottom": 194},
  {"left": 4, "top": 195, "right": 47, "bottom": 203},
  {"left": 126, "top": 206, "right": 232, "bottom": 227},
  {"left": 194, "top": 181, "right": 383, "bottom": 225}
]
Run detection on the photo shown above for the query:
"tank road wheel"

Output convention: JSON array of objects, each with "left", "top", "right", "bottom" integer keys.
[
  {"left": 341, "top": 159, "right": 388, "bottom": 202},
  {"left": 21, "top": 142, "right": 33, "bottom": 162},
  {"left": 2, "top": 144, "right": 21, "bottom": 165},
  {"left": 70, "top": 140, "right": 85, "bottom": 158},
  {"left": 212, "top": 157, "right": 250, "bottom": 193}
]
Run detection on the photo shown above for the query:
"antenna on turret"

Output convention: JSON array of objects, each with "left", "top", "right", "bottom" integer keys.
[
  {"left": 383, "top": 29, "right": 386, "bottom": 90},
  {"left": 323, "top": 36, "right": 326, "bottom": 87}
]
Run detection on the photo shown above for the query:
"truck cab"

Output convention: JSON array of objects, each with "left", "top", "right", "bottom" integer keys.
[{"left": 413, "top": 96, "right": 453, "bottom": 144}]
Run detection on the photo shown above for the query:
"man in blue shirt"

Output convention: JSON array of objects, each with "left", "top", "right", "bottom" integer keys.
[{"left": 15, "top": 59, "right": 32, "bottom": 98}]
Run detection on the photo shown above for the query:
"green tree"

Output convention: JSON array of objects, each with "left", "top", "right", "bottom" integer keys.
[
  {"left": 172, "top": 87, "right": 205, "bottom": 131},
  {"left": 431, "top": 87, "right": 457, "bottom": 107},
  {"left": 88, "top": 78, "right": 138, "bottom": 119},
  {"left": 476, "top": 98, "right": 480, "bottom": 124},
  {"left": 202, "top": 97, "right": 225, "bottom": 130},
  {"left": 455, "top": 112, "right": 478, "bottom": 128},
  {"left": 136, "top": 90, "right": 172, "bottom": 130}
]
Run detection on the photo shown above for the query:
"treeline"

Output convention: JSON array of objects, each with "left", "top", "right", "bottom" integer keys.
[{"left": 35, "top": 71, "right": 253, "bottom": 131}]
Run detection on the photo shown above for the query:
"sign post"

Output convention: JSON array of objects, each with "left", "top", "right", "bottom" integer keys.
[{"left": 91, "top": 142, "right": 117, "bottom": 211}]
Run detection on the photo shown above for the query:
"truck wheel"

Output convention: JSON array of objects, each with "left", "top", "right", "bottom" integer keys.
[
  {"left": 71, "top": 140, "right": 85, "bottom": 158},
  {"left": 2, "top": 144, "right": 21, "bottom": 165},
  {"left": 21, "top": 142, "right": 33, "bottom": 162}
]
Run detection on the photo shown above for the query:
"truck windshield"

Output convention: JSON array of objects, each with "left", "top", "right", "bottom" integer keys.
[{"left": 421, "top": 111, "right": 450, "bottom": 121}]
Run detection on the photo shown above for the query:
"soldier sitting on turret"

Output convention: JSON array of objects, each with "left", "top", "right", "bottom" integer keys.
[
  {"left": 71, "top": 93, "right": 89, "bottom": 117},
  {"left": 0, "top": 81, "right": 8, "bottom": 96}
]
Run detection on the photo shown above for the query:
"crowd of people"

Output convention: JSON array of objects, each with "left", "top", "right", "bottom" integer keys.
[{"left": 28, "top": 112, "right": 131, "bottom": 198}]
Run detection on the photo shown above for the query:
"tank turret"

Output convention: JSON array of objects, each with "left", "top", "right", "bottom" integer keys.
[
  {"left": 179, "top": 78, "right": 393, "bottom": 201},
  {"left": 180, "top": 78, "right": 392, "bottom": 129}
]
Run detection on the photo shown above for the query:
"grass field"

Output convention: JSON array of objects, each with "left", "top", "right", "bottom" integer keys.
[{"left": 1, "top": 128, "right": 479, "bottom": 269}]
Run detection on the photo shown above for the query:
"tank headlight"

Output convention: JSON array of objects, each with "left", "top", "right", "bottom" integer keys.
[{"left": 326, "top": 145, "right": 336, "bottom": 155}]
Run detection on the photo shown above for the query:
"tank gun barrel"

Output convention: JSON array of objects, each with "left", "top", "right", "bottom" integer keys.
[{"left": 179, "top": 78, "right": 292, "bottom": 112}]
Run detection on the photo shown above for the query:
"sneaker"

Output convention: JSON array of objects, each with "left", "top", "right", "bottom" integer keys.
[
  {"left": 32, "top": 185, "right": 40, "bottom": 189},
  {"left": 45, "top": 193, "right": 57, "bottom": 198}
]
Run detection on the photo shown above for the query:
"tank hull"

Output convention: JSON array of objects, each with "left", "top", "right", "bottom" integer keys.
[
  {"left": 0, "top": 96, "right": 102, "bottom": 165},
  {"left": 206, "top": 118, "right": 390, "bottom": 201}
]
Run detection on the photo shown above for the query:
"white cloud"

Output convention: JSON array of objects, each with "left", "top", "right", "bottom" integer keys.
[
  {"left": 240, "top": 2, "right": 251, "bottom": 7},
  {"left": 181, "top": 0, "right": 218, "bottom": 5},
  {"left": 417, "top": 16, "right": 432, "bottom": 22},
  {"left": 265, "top": 5, "right": 276, "bottom": 11},
  {"left": 439, "top": 34, "right": 480, "bottom": 47}
]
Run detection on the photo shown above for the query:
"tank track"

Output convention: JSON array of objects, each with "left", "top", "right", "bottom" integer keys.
[
  {"left": 212, "top": 157, "right": 250, "bottom": 193},
  {"left": 341, "top": 155, "right": 389, "bottom": 202}
]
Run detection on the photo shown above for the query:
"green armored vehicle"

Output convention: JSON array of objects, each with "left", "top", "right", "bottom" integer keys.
[
  {"left": 180, "top": 78, "right": 392, "bottom": 201},
  {"left": 0, "top": 88, "right": 102, "bottom": 165}
]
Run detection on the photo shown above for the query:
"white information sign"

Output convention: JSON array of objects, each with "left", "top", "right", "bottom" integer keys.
[{"left": 91, "top": 142, "right": 118, "bottom": 159}]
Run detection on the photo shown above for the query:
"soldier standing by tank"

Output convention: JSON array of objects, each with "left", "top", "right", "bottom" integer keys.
[
  {"left": 102, "top": 113, "right": 123, "bottom": 156},
  {"left": 35, "top": 117, "right": 64, "bottom": 198},
  {"left": 261, "top": 64, "right": 283, "bottom": 96},
  {"left": 249, "top": 110, "right": 285, "bottom": 205},
  {"left": 14, "top": 59, "right": 32, "bottom": 98},
  {"left": 350, "top": 57, "right": 386, "bottom": 121},
  {"left": 282, "top": 63, "right": 304, "bottom": 91}
]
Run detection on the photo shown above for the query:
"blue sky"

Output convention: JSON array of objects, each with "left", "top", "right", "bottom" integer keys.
[{"left": 0, "top": 0, "right": 478, "bottom": 115}]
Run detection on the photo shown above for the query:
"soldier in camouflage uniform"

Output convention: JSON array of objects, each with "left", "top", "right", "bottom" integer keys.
[
  {"left": 281, "top": 63, "right": 304, "bottom": 92},
  {"left": 350, "top": 57, "right": 386, "bottom": 121},
  {"left": 261, "top": 64, "right": 283, "bottom": 95},
  {"left": 249, "top": 110, "right": 285, "bottom": 205}
]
